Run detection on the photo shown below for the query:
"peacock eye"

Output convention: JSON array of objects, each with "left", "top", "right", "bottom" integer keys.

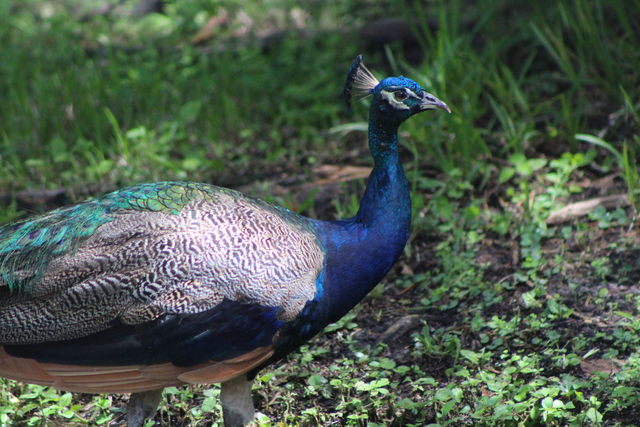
[{"left": 394, "top": 91, "right": 408, "bottom": 101}]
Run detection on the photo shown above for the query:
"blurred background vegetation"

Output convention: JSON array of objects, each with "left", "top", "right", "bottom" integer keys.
[
  {"left": 1, "top": 0, "right": 640, "bottom": 425},
  {"left": 1, "top": 0, "right": 637, "bottom": 210}
]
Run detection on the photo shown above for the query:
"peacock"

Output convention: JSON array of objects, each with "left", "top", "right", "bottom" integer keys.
[{"left": 0, "top": 56, "right": 449, "bottom": 426}]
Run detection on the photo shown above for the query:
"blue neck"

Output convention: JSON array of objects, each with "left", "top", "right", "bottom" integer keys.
[
  {"left": 356, "top": 108, "right": 406, "bottom": 225},
  {"left": 316, "top": 107, "right": 412, "bottom": 323}
]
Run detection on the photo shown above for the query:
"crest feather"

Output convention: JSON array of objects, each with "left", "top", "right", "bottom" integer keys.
[{"left": 343, "top": 55, "right": 380, "bottom": 112}]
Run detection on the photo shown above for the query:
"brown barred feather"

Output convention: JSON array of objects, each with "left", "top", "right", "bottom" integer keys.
[{"left": 0, "top": 345, "right": 273, "bottom": 393}]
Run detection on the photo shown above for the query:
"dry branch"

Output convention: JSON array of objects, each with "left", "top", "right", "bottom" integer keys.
[{"left": 546, "top": 194, "right": 629, "bottom": 225}]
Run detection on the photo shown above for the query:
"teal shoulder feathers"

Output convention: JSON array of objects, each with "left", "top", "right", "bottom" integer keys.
[{"left": 0, "top": 182, "right": 221, "bottom": 292}]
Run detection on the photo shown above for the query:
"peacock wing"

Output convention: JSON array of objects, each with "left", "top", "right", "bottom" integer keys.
[{"left": 0, "top": 182, "right": 324, "bottom": 390}]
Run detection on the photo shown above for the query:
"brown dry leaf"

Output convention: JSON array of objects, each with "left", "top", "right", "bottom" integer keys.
[
  {"left": 191, "top": 9, "right": 230, "bottom": 45},
  {"left": 571, "top": 311, "right": 612, "bottom": 328},
  {"left": 576, "top": 173, "right": 619, "bottom": 190},
  {"left": 481, "top": 387, "right": 494, "bottom": 397},
  {"left": 546, "top": 194, "right": 628, "bottom": 224},
  {"left": 580, "top": 358, "right": 621, "bottom": 377},
  {"left": 376, "top": 315, "right": 422, "bottom": 344},
  {"left": 400, "top": 263, "right": 414, "bottom": 276},
  {"left": 311, "top": 164, "right": 372, "bottom": 184}
]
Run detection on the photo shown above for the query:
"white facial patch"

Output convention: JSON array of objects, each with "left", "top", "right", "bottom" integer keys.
[
  {"left": 381, "top": 89, "right": 418, "bottom": 110},
  {"left": 405, "top": 89, "right": 420, "bottom": 99}
]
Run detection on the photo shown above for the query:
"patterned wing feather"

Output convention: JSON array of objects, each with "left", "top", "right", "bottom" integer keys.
[
  {"left": 0, "top": 182, "right": 220, "bottom": 293},
  {"left": 0, "top": 182, "right": 324, "bottom": 361}
]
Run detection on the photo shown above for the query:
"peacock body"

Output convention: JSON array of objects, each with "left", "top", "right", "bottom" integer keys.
[{"left": 0, "top": 56, "right": 449, "bottom": 426}]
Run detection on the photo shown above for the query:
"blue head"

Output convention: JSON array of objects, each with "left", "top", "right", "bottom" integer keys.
[{"left": 344, "top": 55, "right": 450, "bottom": 130}]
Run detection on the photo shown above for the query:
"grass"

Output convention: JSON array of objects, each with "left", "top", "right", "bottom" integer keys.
[{"left": 1, "top": 0, "right": 640, "bottom": 425}]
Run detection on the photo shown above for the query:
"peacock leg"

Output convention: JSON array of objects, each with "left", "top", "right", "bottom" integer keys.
[
  {"left": 220, "top": 375, "right": 255, "bottom": 427},
  {"left": 127, "top": 388, "right": 164, "bottom": 427}
]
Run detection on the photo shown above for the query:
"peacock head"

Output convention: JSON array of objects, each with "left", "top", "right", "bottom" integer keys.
[{"left": 344, "top": 55, "right": 450, "bottom": 127}]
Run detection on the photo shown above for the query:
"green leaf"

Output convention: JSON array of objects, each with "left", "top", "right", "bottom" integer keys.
[
  {"left": 575, "top": 133, "right": 622, "bottom": 163},
  {"left": 308, "top": 374, "right": 327, "bottom": 386},
  {"left": 586, "top": 408, "right": 603, "bottom": 423},
  {"left": 499, "top": 167, "right": 515, "bottom": 183},
  {"left": 435, "top": 388, "right": 452, "bottom": 402},
  {"left": 460, "top": 349, "right": 481, "bottom": 365},
  {"left": 441, "top": 400, "right": 455, "bottom": 416},
  {"left": 200, "top": 396, "right": 216, "bottom": 412},
  {"left": 522, "top": 290, "right": 541, "bottom": 308},
  {"left": 541, "top": 396, "right": 554, "bottom": 408}
]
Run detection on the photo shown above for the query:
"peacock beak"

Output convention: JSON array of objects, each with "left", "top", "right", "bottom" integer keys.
[{"left": 419, "top": 92, "right": 451, "bottom": 113}]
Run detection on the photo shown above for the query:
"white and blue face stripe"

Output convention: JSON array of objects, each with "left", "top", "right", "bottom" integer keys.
[
  {"left": 380, "top": 87, "right": 422, "bottom": 110},
  {"left": 377, "top": 77, "right": 450, "bottom": 114}
]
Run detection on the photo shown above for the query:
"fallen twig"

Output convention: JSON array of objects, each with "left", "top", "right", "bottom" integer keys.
[
  {"left": 376, "top": 315, "right": 423, "bottom": 344},
  {"left": 546, "top": 194, "right": 629, "bottom": 224}
]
